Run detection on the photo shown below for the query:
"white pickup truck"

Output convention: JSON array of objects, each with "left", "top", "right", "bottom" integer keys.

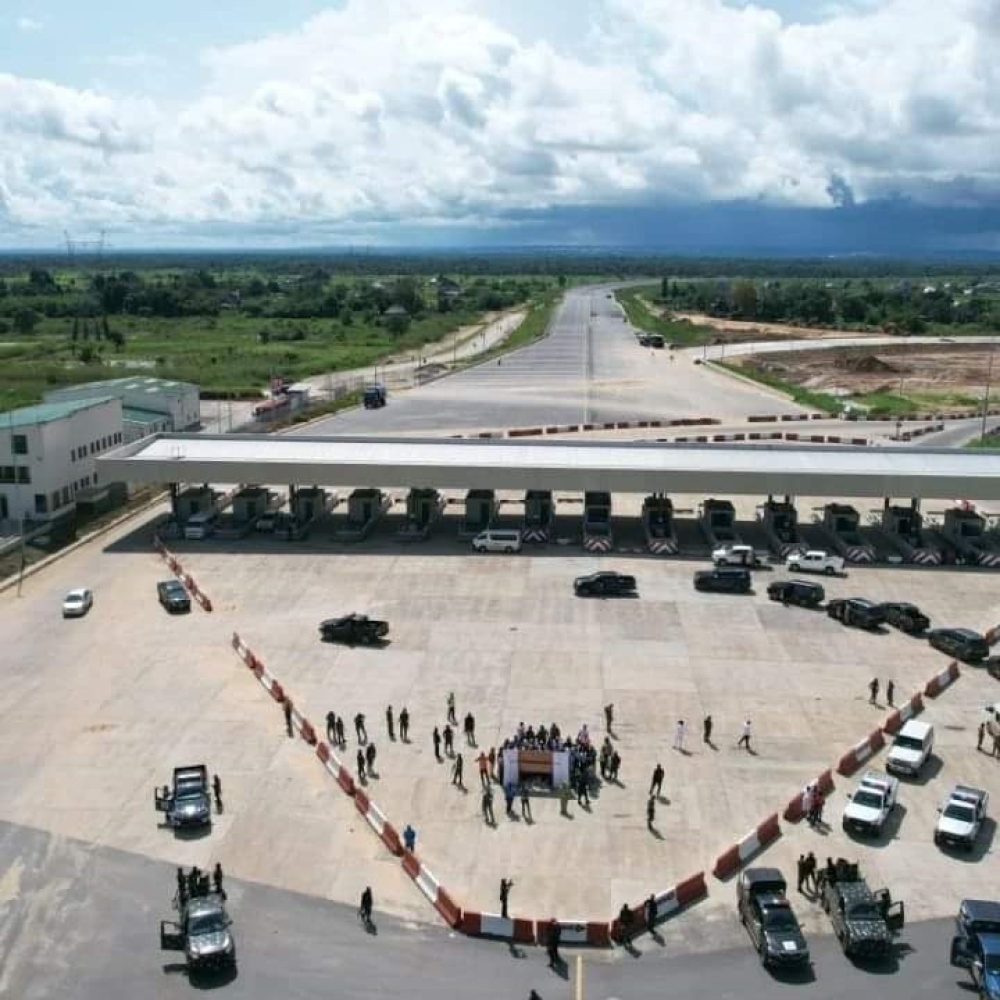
[
  {"left": 785, "top": 549, "right": 845, "bottom": 576},
  {"left": 842, "top": 770, "right": 899, "bottom": 837},
  {"left": 935, "top": 785, "right": 989, "bottom": 851},
  {"left": 712, "top": 544, "right": 764, "bottom": 568}
]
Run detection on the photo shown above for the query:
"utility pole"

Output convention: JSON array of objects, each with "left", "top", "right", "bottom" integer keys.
[{"left": 981, "top": 342, "right": 996, "bottom": 444}]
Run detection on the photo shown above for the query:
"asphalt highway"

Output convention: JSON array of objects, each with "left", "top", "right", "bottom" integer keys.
[{"left": 0, "top": 817, "right": 976, "bottom": 1000}]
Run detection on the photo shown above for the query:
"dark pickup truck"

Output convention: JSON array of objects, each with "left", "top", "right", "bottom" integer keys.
[
  {"left": 155, "top": 764, "right": 212, "bottom": 830},
  {"left": 319, "top": 613, "right": 389, "bottom": 645},
  {"left": 736, "top": 868, "right": 810, "bottom": 969},
  {"left": 951, "top": 900, "right": 1000, "bottom": 1000},
  {"left": 819, "top": 860, "right": 903, "bottom": 960},
  {"left": 161, "top": 890, "right": 236, "bottom": 974}
]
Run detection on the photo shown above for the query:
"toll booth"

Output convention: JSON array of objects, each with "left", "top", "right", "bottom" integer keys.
[
  {"left": 523, "top": 490, "right": 554, "bottom": 543},
  {"left": 583, "top": 491, "right": 613, "bottom": 552},
  {"left": 642, "top": 494, "right": 677, "bottom": 555},
  {"left": 758, "top": 497, "right": 804, "bottom": 557},
  {"left": 173, "top": 486, "right": 217, "bottom": 524},
  {"left": 291, "top": 486, "right": 329, "bottom": 525},
  {"left": 700, "top": 498, "right": 739, "bottom": 547},
  {"left": 821, "top": 503, "right": 875, "bottom": 563},
  {"left": 942, "top": 508, "right": 1000, "bottom": 567},
  {"left": 879, "top": 500, "right": 941, "bottom": 565},
  {"left": 231, "top": 486, "right": 274, "bottom": 524},
  {"left": 461, "top": 489, "right": 497, "bottom": 537},
  {"left": 334, "top": 488, "right": 390, "bottom": 541},
  {"left": 398, "top": 488, "right": 445, "bottom": 540}
]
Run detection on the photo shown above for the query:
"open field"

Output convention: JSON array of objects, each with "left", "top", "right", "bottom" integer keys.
[{"left": 731, "top": 343, "right": 995, "bottom": 416}]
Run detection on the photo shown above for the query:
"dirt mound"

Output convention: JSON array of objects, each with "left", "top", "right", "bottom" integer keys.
[{"left": 836, "top": 352, "right": 899, "bottom": 374}]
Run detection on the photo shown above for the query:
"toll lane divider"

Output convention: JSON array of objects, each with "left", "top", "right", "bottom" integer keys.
[
  {"left": 882, "top": 693, "right": 924, "bottom": 735},
  {"left": 783, "top": 769, "right": 835, "bottom": 823},
  {"left": 713, "top": 815, "right": 781, "bottom": 880},
  {"left": 925, "top": 661, "right": 960, "bottom": 697},
  {"left": 153, "top": 535, "right": 214, "bottom": 612},
  {"left": 402, "top": 850, "right": 462, "bottom": 928},
  {"left": 836, "top": 728, "right": 886, "bottom": 777},
  {"left": 609, "top": 872, "right": 707, "bottom": 942}
]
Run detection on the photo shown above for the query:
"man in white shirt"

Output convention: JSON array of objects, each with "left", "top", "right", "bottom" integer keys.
[{"left": 673, "top": 719, "right": 686, "bottom": 751}]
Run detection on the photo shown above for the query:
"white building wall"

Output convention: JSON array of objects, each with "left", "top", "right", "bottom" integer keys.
[{"left": 0, "top": 399, "right": 123, "bottom": 525}]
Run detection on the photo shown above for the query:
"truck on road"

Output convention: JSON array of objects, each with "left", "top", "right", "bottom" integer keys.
[
  {"left": 842, "top": 770, "right": 899, "bottom": 837},
  {"left": 951, "top": 900, "right": 1000, "bottom": 1000},
  {"left": 819, "top": 859, "right": 903, "bottom": 960},
  {"left": 363, "top": 383, "right": 387, "bottom": 409},
  {"left": 155, "top": 765, "right": 212, "bottom": 830},
  {"left": 736, "top": 868, "right": 810, "bottom": 969},
  {"left": 936, "top": 785, "right": 989, "bottom": 851},
  {"left": 161, "top": 890, "right": 236, "bottom": 974},
  {"left": 713, "top": 544, "right": 765, "bottom": 568}
]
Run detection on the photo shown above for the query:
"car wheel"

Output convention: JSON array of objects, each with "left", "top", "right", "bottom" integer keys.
[
  {"left": 824, "top": 566, "right": 835, "bottom": 576},
  {"left": 504, "top": 546, "right": 514, "bottom": 553}
]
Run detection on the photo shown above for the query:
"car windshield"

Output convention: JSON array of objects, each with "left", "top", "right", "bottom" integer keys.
[
  {"left": 893, "top": 736, "right": 923, "bottom": 751},
  {"left": 65, "top": 592, "right": 85, "bottom": 602},
  {"left": 943, "top": 802, "right": 976, "bottom": 822},
  {"left": 848, "top": 902, "right": 880, "bottom": 921},
  {"left": 853, "top": 790, "right": 884, "bottom": 809},
  {"left": 175, "top": 788, "right": 204, "bottom": 802},
  {"left": 188, "top": 912, "right": 226, "bottom": 935},
  {"left": 763, "top": 909, "right": 797, "bottom": 931}
]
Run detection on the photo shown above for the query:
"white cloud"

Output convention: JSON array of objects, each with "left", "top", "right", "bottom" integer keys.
[
  {"left": 106, "top": 51, "right": 165, "bottom": 69},
  {"left": 16, "top": 16, "right": 43, "bottom": 32},
  {"left": 1, "top": 0, "right": 999, "bottom": 241}
]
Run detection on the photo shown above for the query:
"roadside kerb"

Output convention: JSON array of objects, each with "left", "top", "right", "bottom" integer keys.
[
  {"left": 882, "top": 693, "right": 925, "bottom": 735},
  {"left": 925, "top": 661, "right": 960, "bottom": 698},
  {"left": 610, "top": 871, "right": 707, "bottom": 942},
  {"left": 401, "top": 850, "right": 462, "bottom": 928},
  {"left": 783, "top": 769, "right": 835, "bottom": 823},
  {"left": 459, "top": 911, "right": 536, "bottom": 943},
  {"left": 713, "top": 815, "right": 781, "bottom": 880},
  {"left": 835, "top": 728, "right": 886, "bottom": 776}
]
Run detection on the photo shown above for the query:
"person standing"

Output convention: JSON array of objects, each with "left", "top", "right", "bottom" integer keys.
[
  {"left": 284, "top": 700, "right": 294, "bottom": 737},
  {"left": 978, "top": 722, "right": 986, "bottom": 752},
  {"left": 673, "top": 719, "right": 686, "bottom": 752},
  {"left": 399, "top": 706, "right": 410, "bottom": 742},
  {"left": 464, "top": 712, "right": 476, "bottom": 746},
  {"left": 359, "top": 886, "right": 373, "bottom": 927},
  {"left": 385, "top": 705, "right": 395, "bottom": 741},
  {"left": 403, "top": 824, "right": 417, "bottom": 852},
  {"left": 559, "top": 782, "right": 571, "bottom": 817},
  {"left": 703, "top": 715, "right": 713, "bottom": 744},
  {"left": 519, "top": 783, "right": 531, "bottom": 820},
  {"left": 737, "top": 719, "right": 753, "bottom": 751},
  {"left": 326, "top": 710, "right": 336, "bottom": 743},
  {"left": 335, "top": 715, "right": 345, "bottom": 748},
  {"left": 452, "top": 752, "right": 464, "bottom": 788},
  {"left": 886, "top": 680, "right": 895, "bottom": 707},
  {"left": 213, "top": 862, "right": 225, "bottom": 897},
  {"left": 796, "top": 854, "right": 807, "bottom": 893},
  {"left": 482, "top": 786, "right": 495, "bottom": 825},
  {"left": 356, "top": 748, "right": 366, "bottom": 780},
  {"left": 504, "top": 783, "right": 516, "bottom": 817},
  {"left": 212, "top": 773, "right": 223, "bottom": 813},
  {"left": 645, "top": 894, "right": 657, "bottom": 934},
  {"left": 802, "top": 785, "right": 815, "bottom": 826},
  {"left": 610, "top": 750, "right": 621, "bottom": 781},
  {"left": 646, "top": 795, "right": 656, "bottom": 829},
  {"left": 546, "top": 920, "right": 561, "bottom": 967},
  {"left": 500, "top": 878, "right": 513, "bottom": 920},
  {"left": 447, "top": 692, "right": 457, "bottom": 726},
  {"left": 649, "top": 763, "right": 665, "bottom": 798},
  {"left": 354, "top": 712, "right": 367, "bottom": 743},
  {"left": 487, "top": 746, "right": 496, "bottom": 779},
  {"left": 443, "top": 724, "right": 454, "bottom": 757},
  {"left": 604, "top": 703, "right": 614, "bottom": 734},
  {"left": 805, "top": 851, "right": 818, "bottom": 891},
  {"left": 365, "top": 742, "right": 377, "bottom": 776},
  {"left": 576, "top": 774, "right": 589, "bottom": 807},
  {"left": 477, "top": 751, "right": 490, "bottom": 788},
  {"left": 433, "top": 726, "right": 442, "bottom": 762},
  {"left": 868, "top": 677, "right": 879, "bottom": 705}
]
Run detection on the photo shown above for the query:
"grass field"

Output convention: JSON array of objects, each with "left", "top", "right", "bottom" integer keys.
[
  {"left": 614, "top": 286, "right": 713, "bottom": 346},
  {"left": 712, "top": 360, "right": 844, "bottom": 414}
]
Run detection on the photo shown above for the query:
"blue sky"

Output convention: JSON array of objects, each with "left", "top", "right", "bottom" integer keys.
[{"left": 1, "top": 0, "right": 998, "bottom": 251}]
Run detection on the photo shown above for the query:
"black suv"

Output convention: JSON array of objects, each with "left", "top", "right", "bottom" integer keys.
[
  {"left": 927, "top": 628, "right": 990, "bottom": 663},
  {"left": 826, "top": 598, "right": 885, "bottom": 629},
  {"left": 319, "top": 613, "right": 389, "bottom": 645},
  {"left": 694, "top": 567, "right": 752, "bottom": 594},
  {"left": 881, "top": 602, "right": 930, "bottom": 634},
  {"left": 767, "top": 579, "right": 825, "bottom": 608},
  {"left": 573, "top": 571, "right": 637, "bottom": 597},
  {"left": 157, "top": 579, "right": 191, "bottom": 613}
]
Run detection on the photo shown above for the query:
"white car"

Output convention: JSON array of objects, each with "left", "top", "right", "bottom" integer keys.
[
  {"left": 935, "top": 785, "right": 989, "bottom": 851},
  {"left": 886, "top": 719, "right": 935, "bottom": 777},
  {"left": 712, "top": 544, "right": 762, "bottom": 568},
  {"left": 842, "top": 770, "right": 899, "bottom": 836},
  {"left": 62, "top": 588, "right": 93, "bottom": 618},
  {"left": 785, "top": 549, "right": 845, "bottom": 576}
]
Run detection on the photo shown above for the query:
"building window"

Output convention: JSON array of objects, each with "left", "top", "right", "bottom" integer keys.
[
  {"left": 70, "top": 448, "right": 76, "bottom": 462},
  {"left": 12, "top": 434, "right": 27, "bottom": 455},
  {"left": 51, "top": 491, "right": 60, "bottom": 510},
  {"left": 34, "top": 494, "right": 47, "bottom": 514},
  {"left": 0, "top": 467, "right": 11, "bottom": 483},
  {"left": 17, "top": 467, "right": 30, "bottom": 484},
  {"left": 61, "top": 487, "right": 70, "bottom": 505}
]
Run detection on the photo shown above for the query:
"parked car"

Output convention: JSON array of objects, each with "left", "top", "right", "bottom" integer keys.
[
  {"left": 693, "top": 566, "right": 752, "bottom": 594},
  {"left": 842, "top": 770, "right": 899, "bottom": 837},
  {"left": 935, "top": 785, "right": 989, "bottom": 851},
  {"left": 767, "top": 579, "right": 825, "bottom": 608},
  {"left": 785, "top": 549, "right": 845, "bottom": 575},
  {"left": 826, "top": 598, "right": 885, "bottom": 629},
  {"left": 736, "top": 868, "right": 810, "bottom": 969},
  {"left": 951, "top": 932, "right": 1000, "bottom": 1000},
  {"left": 62, "top": 588, "right": 93, "bottom": 618},
  {"left": 574, "top": 571, "right": 637, "bottom": 597},
  {"left": 885, "top": 719, "right": 935, "bottom": 778},
  {"left": 819, "top": 860, "right": 903, "bottom": 960},
  {"left": 472, "top": 528, "right": 522, "bottom": 553},
  {"left": 318, "top": 614, "right": 389, "bottom": 645},
  {"left": 713, "top": 544, "right": 764, "bottom": 568},
  {"left": 160, "top": 890, "right": 236, "bottom": 974},
  {"left": 927, "top": 628, "right": 990, "bottom": 664},
  {"left": 157, "top": 579, "right": 191, "bottom": 614},
  {"left": 880, "top": 602, "right": 930, "bottom": 634}
]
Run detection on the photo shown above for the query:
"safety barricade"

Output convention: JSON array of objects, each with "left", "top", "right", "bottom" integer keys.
[
  {"left": 460, "top": 911, "right": 535, "bottom": 943},
  {"left": 882, "top": 693, "right": 924, "bottom": 735},
  {"left": 925, "top": 661, "right": 960, "bottom": 698},
  {"left": 783, "top": 769, "right": 835, "bottom": 822},
  {"left": 402, "top": 852, "right": 462, "bottom": 928},
  {"left": 353, "top": 791, "right": 402, "bottom": 855},
  {"left": 713, "top": 815, "right": 780, "bottom": 880},
  {"left": 611, "top": 871, "right": 707, "bottom": 940},
  {"left": 542, "top": 918, "right": 611, "bottom": 948},
  {"left": 836, "top": 728, "right": 885, "bottom": 776}
]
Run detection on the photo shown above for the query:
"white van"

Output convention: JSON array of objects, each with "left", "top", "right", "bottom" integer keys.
[
  {"left": 184, "top": 510, "right": 218, "bottom": 540},
  {"left": 886, "top": 719, "right": 934, "bottom": 777},
  {"left": 472, "top": 528, "right": 522, "bottom": 553}
]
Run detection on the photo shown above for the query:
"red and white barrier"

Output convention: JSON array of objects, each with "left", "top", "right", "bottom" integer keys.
[
  {"left": 459, "top": 911, "right": 535, "bottom": 943},
  {"left": 836, "top": 728, "right": 886, "bottom": 776},
  {"left": 783, "top": 769, "right": 835, "bottom": 823},
  {"left": 882, "top": 693, "right": 924, "bottom": 735},
  {"left": 401, "top": 850, "right": 462, "bottom": 928},
  {"left": 925, "top": 661, "right": 960, "bottom": 698},
  {"left": 713, "top": 814, "right": 781, "bottom": 879},
  {"left": 543, "top": 918, "right": 611, "bottom": 948},
  {"left": 154, "top": 536, "right": 213, "bottom": 611},
  {"left": 316, "top": 740, "right": 356, "bottom": 796},
  {"left": 611, "top": 871, "right": 707, "bottom": 939},
  {"left": 354, "top": 788, "right": 402, "bottom": 855}
]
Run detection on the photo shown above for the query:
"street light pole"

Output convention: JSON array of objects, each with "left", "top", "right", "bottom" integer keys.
[{"left": 982, "top": 342, "right": 996, "bottom": 444}]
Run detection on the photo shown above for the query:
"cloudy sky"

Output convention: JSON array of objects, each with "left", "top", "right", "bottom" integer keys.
[{"left": 2, "top": 0, "right": 999, "bottom": 252}]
